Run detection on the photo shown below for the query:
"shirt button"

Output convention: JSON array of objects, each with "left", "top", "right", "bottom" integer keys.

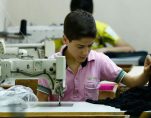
[{"left": 73, "top": 89, "right": 78, "bottom": 94}]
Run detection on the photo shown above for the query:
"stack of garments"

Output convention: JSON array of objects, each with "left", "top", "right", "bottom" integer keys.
[{"left": 87, "top": 83, "right": 151, "bottom": 117}]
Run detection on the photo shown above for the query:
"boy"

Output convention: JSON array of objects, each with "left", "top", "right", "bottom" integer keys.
[{"left": 37, "top": 10, "right": 151, "bottom": 101}]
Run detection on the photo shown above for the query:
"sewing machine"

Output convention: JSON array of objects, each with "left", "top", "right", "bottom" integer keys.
[
  {"left": 0, "top": 56, "right": 66, "bottom": 105},
  {"left": 3, "top": 24, "right": 63, "bottom": 44},
  {"left": 0, "top": 39, "right": 55, "bottom": 59}
]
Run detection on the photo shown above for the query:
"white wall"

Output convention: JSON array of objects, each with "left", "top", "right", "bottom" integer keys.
[
  {"left": 5, "top": 0, "right": 70, "bottom": 25},
  {"left": 5, "top": 0, "right": 151, "bottom": 53},
  {"left": 0, "top": 0, "right": 7, "bottom": 31}
]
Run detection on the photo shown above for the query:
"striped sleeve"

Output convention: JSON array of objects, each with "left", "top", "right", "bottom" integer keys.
[
  {"left": 114, "top": 70, "right": 126, "bottom": 83},
  {"left": 37, "top": 78, "right": 51, "bottom": 95}
]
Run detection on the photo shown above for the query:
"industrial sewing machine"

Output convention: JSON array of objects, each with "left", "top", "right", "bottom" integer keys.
[
  {"left": 1, "top": 20, "right": 63, "bottom": 44},
  {"left": 0, "top": 20, "right": 62, "bottom": 58},
  {"left": 0, "top": 38, "right": 55, "bottom": 59},
  {"left": 0, "top": 56, "right": 66, "bottom": 105}
]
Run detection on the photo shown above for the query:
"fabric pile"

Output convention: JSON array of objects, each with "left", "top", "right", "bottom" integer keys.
[{"left": 86, "top": 85, "right": 151, "bottom": 117}]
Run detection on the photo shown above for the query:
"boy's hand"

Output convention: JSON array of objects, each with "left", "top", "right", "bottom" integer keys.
[{"left": 144, "top": 55, "right": 151, "bottom": 76}]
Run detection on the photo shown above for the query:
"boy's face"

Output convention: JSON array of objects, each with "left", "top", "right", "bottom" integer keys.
[{"left": 65, "top": 37, "right": 94, "bottom": 63}]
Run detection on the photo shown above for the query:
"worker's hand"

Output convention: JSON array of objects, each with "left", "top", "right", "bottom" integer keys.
[
  {"left": 144, "top": 55, "right": 151, "bottom": 76},
  {"left": 95, "top": 47, "right": 135, "bottom": 53}
]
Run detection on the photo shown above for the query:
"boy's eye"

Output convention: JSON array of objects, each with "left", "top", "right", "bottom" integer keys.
[
  {"left": 88, "top": 44, "right": 93, "bottom": 48},
  {"left": 77, "top": 44, "right": 93, "bottom": 49},
  {"left": 78, "top": 46, "right": 84, "bottom": 49}
]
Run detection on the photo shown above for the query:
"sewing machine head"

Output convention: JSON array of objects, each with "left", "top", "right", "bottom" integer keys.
[
  {"left": 0, "top": 56, "right": 66, "bottom": 103},
  {"left": 0, "top": 39, "right": 55, "bottom": 59}
]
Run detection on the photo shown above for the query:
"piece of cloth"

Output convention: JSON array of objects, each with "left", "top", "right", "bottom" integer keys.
[
  {"left": 86, "top": 85, "right": 151, "bottom": 117},
  {"left": 38, "top": 45, "right": 126, "bottom": 101},
  {"left": 54, "top": 21, "right": 120, "bottom": 51}
]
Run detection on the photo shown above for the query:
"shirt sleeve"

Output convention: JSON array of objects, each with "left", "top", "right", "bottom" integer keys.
[
  {"left": 37, "top": 77, "right": 52, "bottom": 95},
  {"left": 98, "top": 53, "right": 126, "bottom": 83}
]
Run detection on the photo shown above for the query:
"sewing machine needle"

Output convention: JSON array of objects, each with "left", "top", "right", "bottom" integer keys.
[{"left": 58, "top": 95, "right": 61, "bottom": 106}]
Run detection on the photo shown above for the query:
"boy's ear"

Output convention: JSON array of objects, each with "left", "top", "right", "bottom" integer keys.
[{"left": 63, "top": 35, "right": 70, "bottom": 44}]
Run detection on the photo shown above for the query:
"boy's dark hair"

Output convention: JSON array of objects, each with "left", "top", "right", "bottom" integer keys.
[
  {"left": 64, "top": 10, "right": 96, "bottom": 41},
  {"left": 70, "top": 0, "right": 93, "bottom": 14}
]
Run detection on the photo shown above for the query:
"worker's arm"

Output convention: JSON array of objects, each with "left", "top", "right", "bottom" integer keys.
[
  {"left": 96, "top": 38, "right": 135, "bottom": 53},
  {"left": 121, "top": 55, "right": 151, "bottom": 88}
]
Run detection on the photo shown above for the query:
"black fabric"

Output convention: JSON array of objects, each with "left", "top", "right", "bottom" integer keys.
[
  {"left": 86, "top": 85, "right": 151, "bottom": 117},
  {"left": 104, "top": 51, "right": 148, "bottom": 66}
]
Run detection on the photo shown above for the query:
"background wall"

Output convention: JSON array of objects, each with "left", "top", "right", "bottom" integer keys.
[
  {"left": 1, "top": 0, "right": 151, "bottom": 52},
  {"left": 0, "top": 0, "right": 7, "bottom": 31}
]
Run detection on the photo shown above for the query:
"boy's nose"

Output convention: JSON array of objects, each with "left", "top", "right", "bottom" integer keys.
[{"left": 82, "top": 47, "right": 89, "bottom": 56}]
